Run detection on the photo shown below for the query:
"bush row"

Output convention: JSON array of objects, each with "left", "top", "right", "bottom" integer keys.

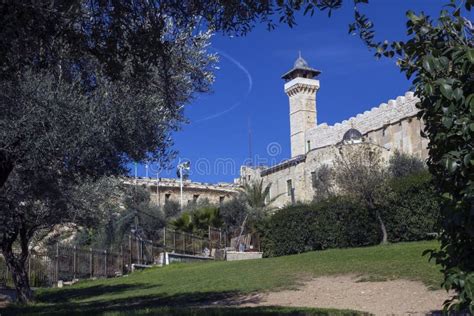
[{"left": 259, "top": 171, "right": 440, "bottom": 257}]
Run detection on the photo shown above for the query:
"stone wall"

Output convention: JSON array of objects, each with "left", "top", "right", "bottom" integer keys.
[
  {"left": 131, "top": 178, "right": 239, "bottom": 208},
  {"left": 246, "top": 143, "right": 392, "bottom": 208},
  {"left": 305, "top": 92, "right": 424, "bottom": 157}
]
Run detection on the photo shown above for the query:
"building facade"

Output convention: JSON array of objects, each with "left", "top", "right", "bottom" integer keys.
[
  {"left": 133, "top": 177, "right": 238, "bottom": 208},
  {"left": 239, "top": 55, "right": 428, "bottom": 208}
]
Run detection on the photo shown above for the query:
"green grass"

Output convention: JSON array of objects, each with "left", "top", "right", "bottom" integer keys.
[{"left": 5, "top": 240, "right": 441, "bottom": 315}]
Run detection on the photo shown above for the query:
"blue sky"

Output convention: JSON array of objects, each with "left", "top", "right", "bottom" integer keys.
[{"left": 136, "top": 0, "right": 445, "bottom": 183}]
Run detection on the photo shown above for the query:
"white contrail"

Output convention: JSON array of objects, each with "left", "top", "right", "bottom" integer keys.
[{"left": 195, "top": 48, "right": 253, "bottom": 122}]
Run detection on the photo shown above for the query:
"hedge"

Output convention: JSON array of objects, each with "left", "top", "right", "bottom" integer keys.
[{"left": 259, "top": 171, "right": 440, "bottom": 257}]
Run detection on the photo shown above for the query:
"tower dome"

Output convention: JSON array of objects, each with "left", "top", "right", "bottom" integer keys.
[
  {"left": 342, "top": 128, "right": 363, "bottom": 144},
  {"left": 281, "top": 52, "right": 321, "bottom": 81},
  {"left": 294, "top": 55, "right": 309, "bottom": 68}
]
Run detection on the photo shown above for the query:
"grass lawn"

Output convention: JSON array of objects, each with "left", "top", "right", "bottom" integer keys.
[{"left": 5, "top": 240, "right": 441, "bottom": 315}]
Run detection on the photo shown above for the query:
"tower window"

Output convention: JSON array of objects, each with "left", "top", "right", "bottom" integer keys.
[
  {"left": 219, "top": 196, "right": 225, "bottom": 205},
  {"left": 165, "top": 193, "right": 171, "bottom": 203},
  {"left": 287, "top": 179, "right": 292, "bottom": 196},
  {"left": 193, "top": 194, "right": 199, "bottom": 203},
  {"left": 311, "top": 171, "right": 316, "bottom": 187},
  {"left": 307, "top": 140, "right": 311, "bottom": 152}
]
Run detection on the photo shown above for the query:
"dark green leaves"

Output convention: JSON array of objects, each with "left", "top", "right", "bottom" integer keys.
[
  {"left": 423, "top": 56, "right": 436, "bottom": 73},
  {"left": 467, "top": 49, "right": 474, "bottom": 63},
  {"left": 440, "top": 83, "right": 454, "bottom": 99}
]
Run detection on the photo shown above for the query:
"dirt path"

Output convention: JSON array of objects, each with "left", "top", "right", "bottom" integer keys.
[{"left": 241, "top": 275, "right": 451, "bottom": 315}]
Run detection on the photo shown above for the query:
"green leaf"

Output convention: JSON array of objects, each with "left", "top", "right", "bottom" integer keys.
[
  {"left": 453, "top": 87, "right": 463, "bottom": 101},
  {"left": 406, "top": 10, "right": 420, "bottom": 22},
  {"left": 442, "top": 117, "right": 453, "bottom": 128},
  {"left": 444, "top": 157, "right": 459, "bottom": 173},
  {"left": 463, "top": 153, "right": 474, "bottom": 167},
  {"left": 425, "top": 83, "right": 434, "bottom": 95},
  {"left": 423, "top": 56, "right": 435, "bottom": 74},
  {"left": 440, "top": 83, "right": 453, "bottom": 100},
  {"left": 467, "top": 49, "right": 474, "bottom": 63}
]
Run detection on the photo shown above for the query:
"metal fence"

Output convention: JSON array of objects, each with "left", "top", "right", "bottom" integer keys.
[
  {"left": 0, "top": 226, "right": 224, "bottom": 289},
  {"left": 162, "top": 227, "right": 225, "bottom": 256}
]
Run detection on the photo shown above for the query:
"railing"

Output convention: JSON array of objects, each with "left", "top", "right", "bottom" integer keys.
[
  {"left": 0, "top": 226, "right": 224, "bottom": 289},
  {"left": 162, "top": 227, "right": 225, "bottom": 257}
]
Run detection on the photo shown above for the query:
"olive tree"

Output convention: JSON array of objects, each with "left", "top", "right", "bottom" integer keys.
[
  {"left": 333, "top": 144, "right": 389, "bottom": 244},
  {"left": 0, "top": 26, "right": 214, "bottom": 305}
]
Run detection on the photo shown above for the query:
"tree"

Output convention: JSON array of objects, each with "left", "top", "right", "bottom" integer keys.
[
  {"left": 333, "top": 144, "right": 389, "bottom": 244},
  {"left": 0, "top": 175, "right": 118, "bottom": 301},
  {"left": 220, "top": 196, "right": 249, "bottom": 236},
  {"left": 0, "top": 25, "right": 214, "bottom": 303},
  {"left": 170, "top": 201, "right": 222, "bottom": 236},
  {"left": 234, "top": 180, "right": 280, "bottom": 246},
  {"left": 311, "top": 164, "right": 335, "bottom": 201},
  {"left": 350, "top": 1, "right": 473, "bottom": 311},
  {"left": 388, "top": 151, "right": 426, "bottom": 178}
]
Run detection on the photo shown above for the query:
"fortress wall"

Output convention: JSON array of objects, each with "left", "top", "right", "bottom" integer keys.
[
  {"left": 364, "top": 115, "right": 428, "bottom": 159},
  {"left": 306, "top": 92, "right": 420, "bottom": 151}
]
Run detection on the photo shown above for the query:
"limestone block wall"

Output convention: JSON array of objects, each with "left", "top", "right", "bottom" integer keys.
[
  {"left": 260, "top": 161, "right": 307, "bottom": 208},
  {"left": 305, "top": 92, "right": 426, "bottom": 158},
  {"left": 132, "top": 178, "right": 238, "bottom": 208},
  {"left": 252, "top": 143, "right": 392, "bottom": 207}
]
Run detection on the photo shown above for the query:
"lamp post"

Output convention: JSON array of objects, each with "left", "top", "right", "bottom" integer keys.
[
  {"left": 177, "top": 160, "right": 190, "bottom": 211},
  {"left": 156, "top": 170, "right": 160, "bottom": 206}
]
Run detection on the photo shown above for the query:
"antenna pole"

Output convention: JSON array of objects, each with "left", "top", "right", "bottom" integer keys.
[{"left": 248, "top": 117, "right": 252, "bottom": 166}]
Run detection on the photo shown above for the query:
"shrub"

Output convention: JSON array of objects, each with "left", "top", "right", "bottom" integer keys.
[
  {"left": 163, "top": 200, "right": 181, "bottom": 219},
  {"left": 384, "top": 171, "right": 440, "bottom": 242},
  {"left": 259, "top": 203, "right": 317, "bottom": 257},
  {"left": 259, "top": 172, "right": 440, "bottom": 257},
  {"left": 388, "top": 150, "right": 426, "bottom": 178},
  {"left": 314, "top": 197, "right": 380, "bottom": 249},
  {"left": 259, "top": 197, "right": 380, "bottom": 257}
]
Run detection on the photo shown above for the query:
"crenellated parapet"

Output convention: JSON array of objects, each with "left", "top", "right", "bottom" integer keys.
[{"left": 306, "top": 92, "right": 420, "bottom": 149}]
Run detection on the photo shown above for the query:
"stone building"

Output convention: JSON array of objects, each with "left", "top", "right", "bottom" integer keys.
[
  {"left": 132, "top": 177, "right": 238, "bottom": 208},
  {"left": 239, "top": 55, "right": 428, "bottom": 208}
]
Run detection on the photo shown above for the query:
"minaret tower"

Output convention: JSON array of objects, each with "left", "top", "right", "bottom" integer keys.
[{"left": 282, "top": 53, "right": 321, "bottom": 157}]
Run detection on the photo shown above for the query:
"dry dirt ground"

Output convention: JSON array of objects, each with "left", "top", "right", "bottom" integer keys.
[{"left": 237, "top": 275, "right": 452, "bottom": 316}]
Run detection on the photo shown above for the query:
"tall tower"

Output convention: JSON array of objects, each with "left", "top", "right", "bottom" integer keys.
[{"left": 282, "top": 53, "right": 320, "bottom": 157}]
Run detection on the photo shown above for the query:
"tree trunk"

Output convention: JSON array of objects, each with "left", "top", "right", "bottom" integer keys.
[
  {"left": 0, "top": 153, "right": 14, "bottom": 189},
  {"left": 375, "top": 209, "right": 388, "bottom": 244},
  {"left": 3, "top": 247, "right": 33, "bottom": 303},
  {"left": 236, "top": 214, "right": 249, "bottom": 251}
]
